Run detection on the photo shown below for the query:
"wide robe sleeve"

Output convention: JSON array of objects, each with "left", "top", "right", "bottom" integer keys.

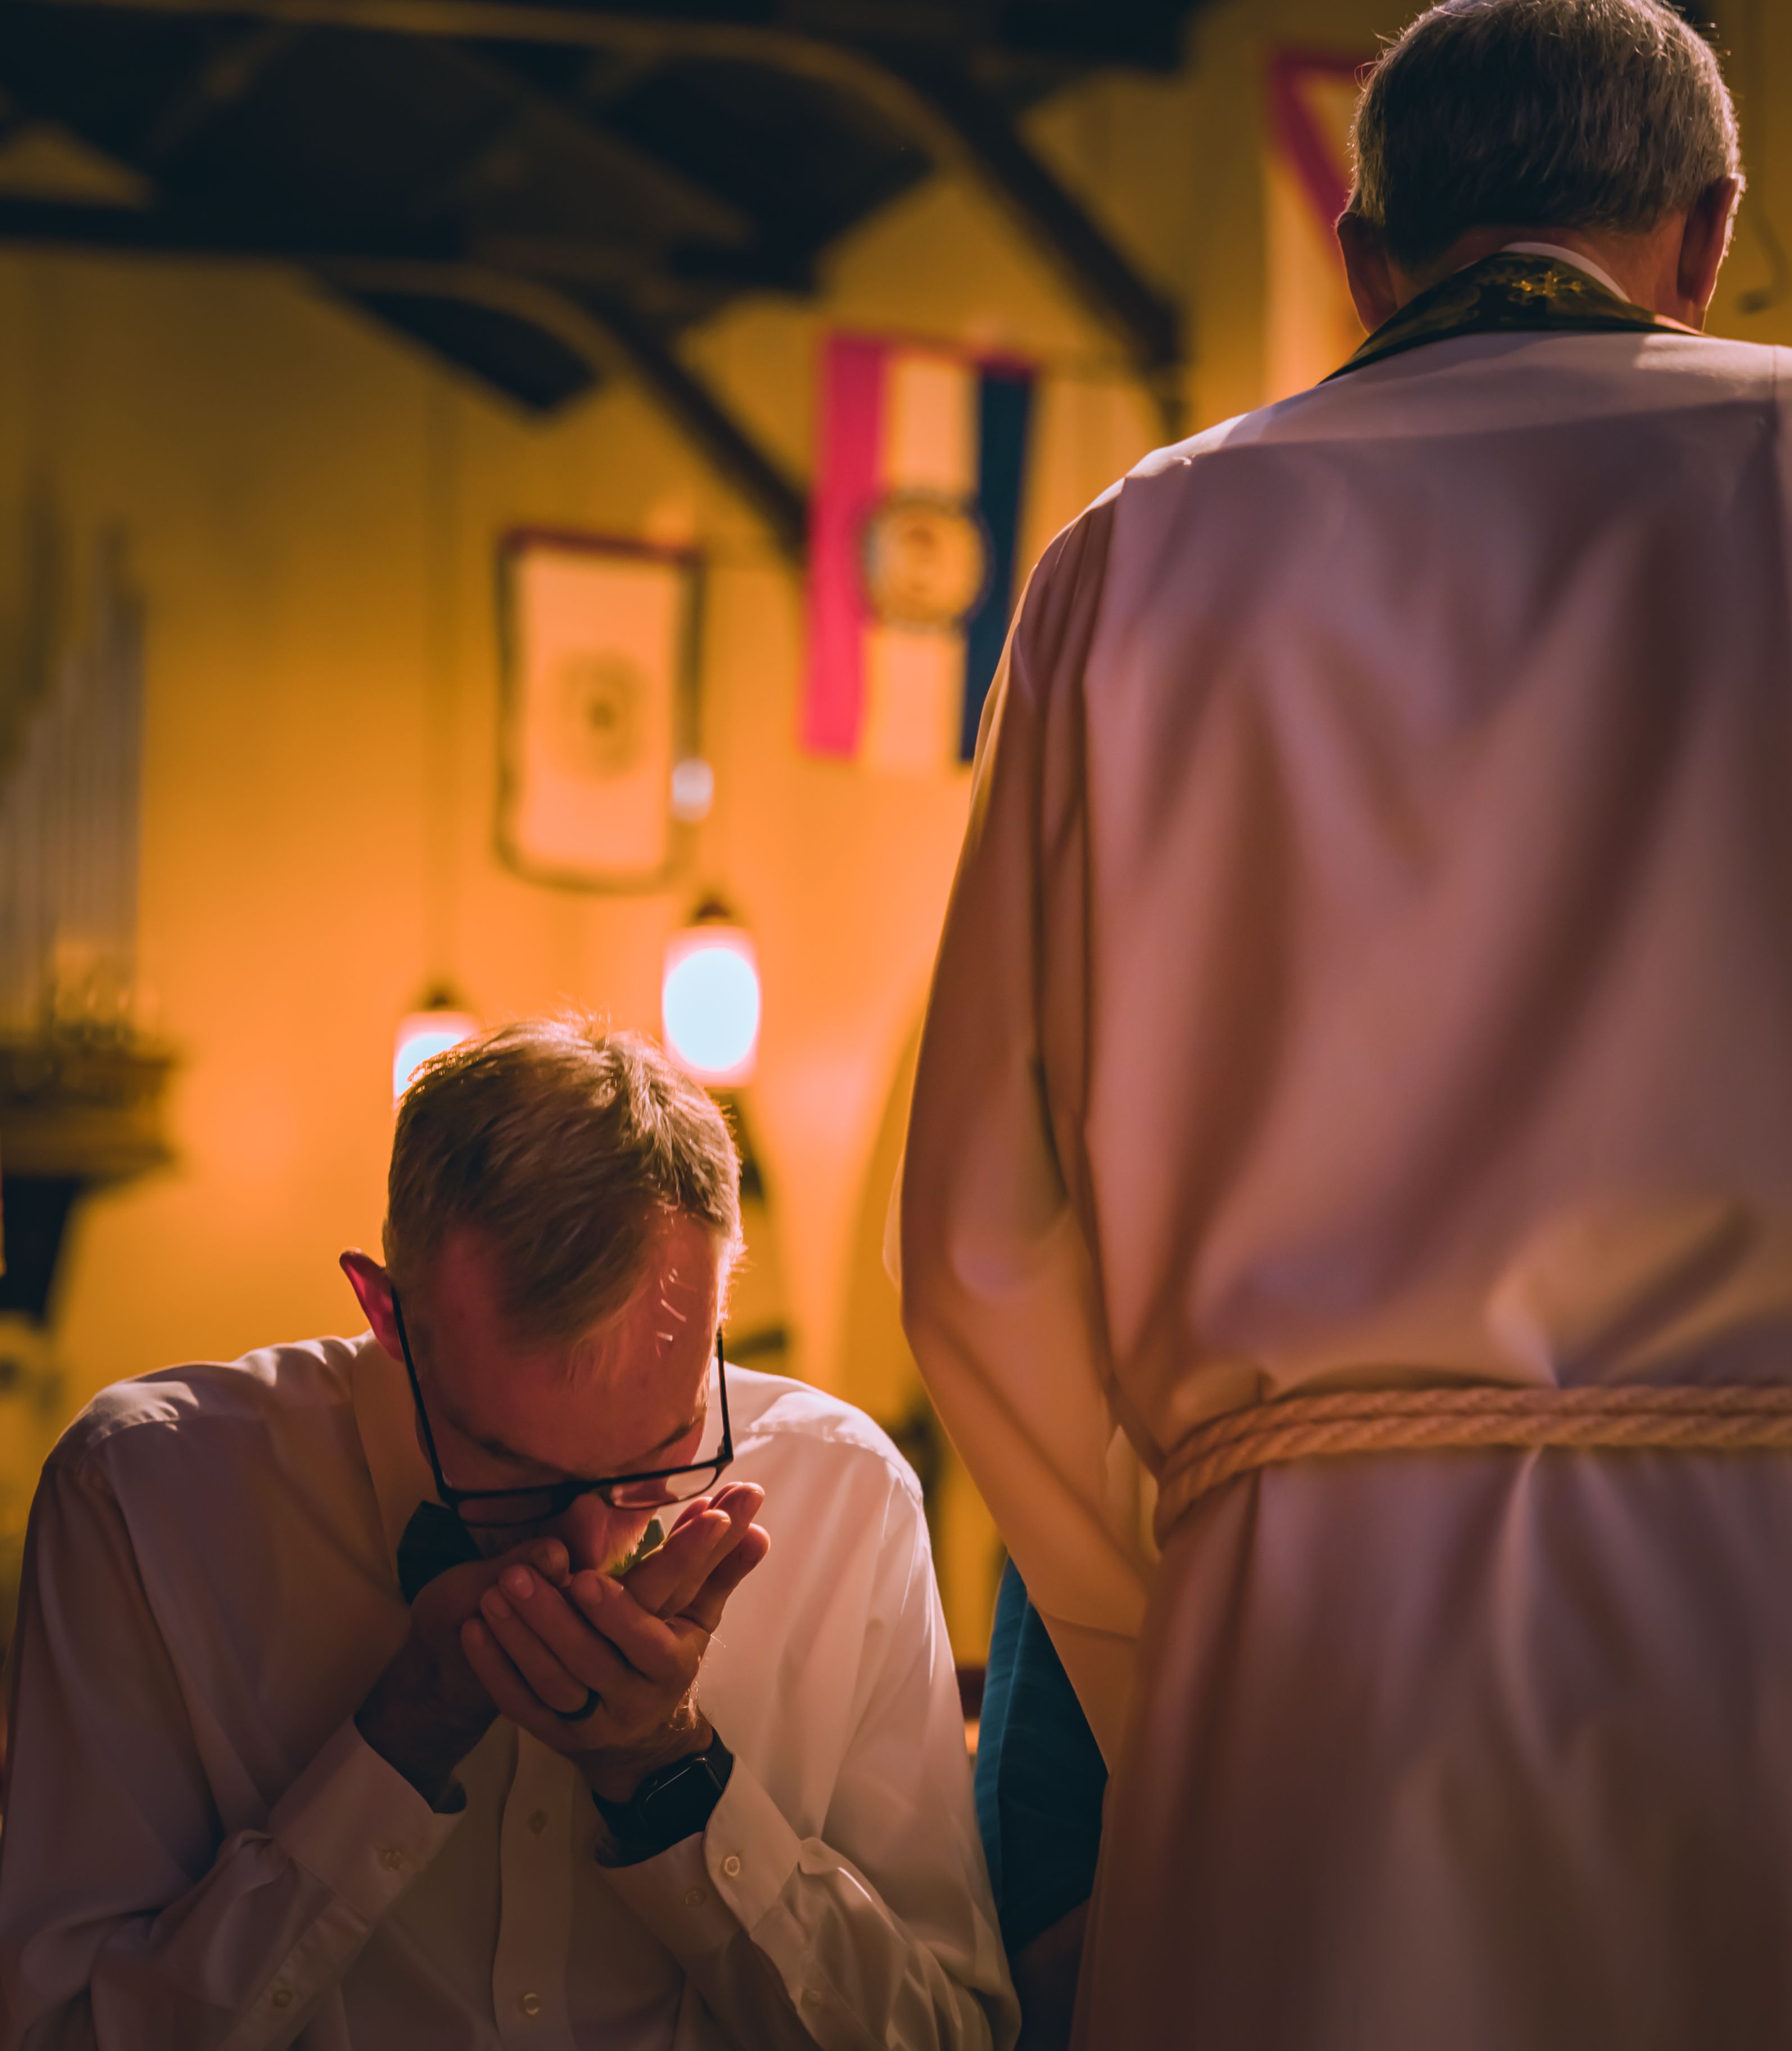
[{"left": 899, "top": 493, "right": 1154, "bottom": 1768}]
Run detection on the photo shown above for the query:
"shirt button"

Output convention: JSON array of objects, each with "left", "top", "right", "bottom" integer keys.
[
  {"left": 803, "top": 1987, "right": 823, "bottom": 2008},
  {"left": 721, "top": 1853, "right": 742, "bottom": 1878},
  {"left": 378, "top": 1846, "right": 407, "bottom": 1871},
  {"left": 683, "top": 1886, "right": 708, "bottom": 1907},
  {"left": 528, "top": 1808, "right": 548, "bottom": 1835},
  {"left": 520, "top": 1992, "right": 541, "bottom": 2016},
  {"left": 270, "top": 1987, "right": 293, "bottom": 2010}
]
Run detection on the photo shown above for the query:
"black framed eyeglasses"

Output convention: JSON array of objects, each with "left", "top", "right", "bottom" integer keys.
[{"left": 389, "top": 1290, "right": 734, "bottom": 1528}]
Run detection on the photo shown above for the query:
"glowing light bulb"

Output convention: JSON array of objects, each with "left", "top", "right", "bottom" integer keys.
[
  {"left": 662, "top": 927, "right": 760, "bottom": 1083},
  {"left": 670, "top": 757, "right": 715, "bottom": 822},
  {"left": 393, "top": 1009, "right": 480, "bottom": 1104}
]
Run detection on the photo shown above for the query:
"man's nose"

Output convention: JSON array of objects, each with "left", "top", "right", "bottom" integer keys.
[{"left": 553, "top": 1492, "right": 625, "bottom": 1572}]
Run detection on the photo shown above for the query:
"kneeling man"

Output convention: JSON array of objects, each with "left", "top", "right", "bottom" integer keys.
[{"left": 1, "top": 1021, "right": 1013, "bottom": 2049}]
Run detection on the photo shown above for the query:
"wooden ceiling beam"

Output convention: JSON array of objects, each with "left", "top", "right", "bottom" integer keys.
[
  {"left": 21, "top": 0, "right": 1189, "bottom": 422},
  {"left": 0, "top": 194, "right": 466, "bottom": 256},
  {"left": 0, "top": 189, "right": 805, "bottom": 308},
  {"left": 318, "top": 259, "right": 808, "bottom": 559},
  {"left": 142, "top": 20, "right": 304, "bottom": 159},
  {"left": 425, "top": 41, "right": 755, "bottom": 249}
]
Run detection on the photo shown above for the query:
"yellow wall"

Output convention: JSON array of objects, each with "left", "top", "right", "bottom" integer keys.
[
  {"left": 8, "top": 0, "right": 1792, "bottom": 1656},
  {"left": 0, "top": 42, "right": 1176, "bottom": 1657}
]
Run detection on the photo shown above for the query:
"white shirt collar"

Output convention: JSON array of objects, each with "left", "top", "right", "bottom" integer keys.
[{"left": 1497, "top": 240, "right": 1630, "bottom": 304}]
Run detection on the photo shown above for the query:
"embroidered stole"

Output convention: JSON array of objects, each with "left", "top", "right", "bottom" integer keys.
[{"left": 1329, "top": 252, "right": 1692, "bottom": 381}]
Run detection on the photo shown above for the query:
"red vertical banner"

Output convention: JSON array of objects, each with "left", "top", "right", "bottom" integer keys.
[
  {"left": 1265, "top": 51, "right": 1371, "bottom": 401},
  {"left": 803, "top": 336, "right": 887, "bottom": 759}
]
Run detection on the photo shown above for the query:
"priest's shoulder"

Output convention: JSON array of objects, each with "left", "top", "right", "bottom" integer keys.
[
  {"left": 44, "top": 1334, "right": 362, "bottom": 1479},
  {"left": 1116, "top": 332, "right": 1792, "bottom": 459},
  {"left": 1664, "top": 329, "right": 1792, "bottom": 395},
  {"left": 724, "top": 1362, "right": 924, "bottom": 1513},
  {"left": 1080, "top": 413, "right": 1257, "bottom": 534}
]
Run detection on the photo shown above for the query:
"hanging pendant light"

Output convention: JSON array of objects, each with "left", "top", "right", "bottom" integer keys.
[
  {"left": 669, "top": 756, "right": 715, "bottom": 823},
  {"left": 662, "top": 901, "right": 760, "bottom": 1086},
  {"left": 393, "top": 988, "right": 480, "bottom": 1104}
]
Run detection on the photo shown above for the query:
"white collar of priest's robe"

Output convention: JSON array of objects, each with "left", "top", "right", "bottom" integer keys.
[
  {"left": 1495, "top": 239, "right": 1628, "bottom": 302},
  {"left": 349, "top": 1327, "right": 440, "bottom": 1567}
]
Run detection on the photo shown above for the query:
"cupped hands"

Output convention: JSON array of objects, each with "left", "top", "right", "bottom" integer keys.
[{"left": 462, "top": 1481, "right": 770, "bottom": 1802}]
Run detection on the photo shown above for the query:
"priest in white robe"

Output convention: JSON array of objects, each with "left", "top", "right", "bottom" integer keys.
[{"left": 900, "top": 2, "right": 1792, "bottom": 2043}]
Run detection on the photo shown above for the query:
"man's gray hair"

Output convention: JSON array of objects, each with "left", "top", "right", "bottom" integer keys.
[
  {"left": 1349, "top": 0, "right": 1741, "bottom": 272},
  {"left": 387, "top": 1019, "right": 742, "bottom": 1345}
]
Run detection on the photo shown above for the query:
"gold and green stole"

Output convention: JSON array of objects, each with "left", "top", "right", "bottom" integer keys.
[{"left": 1329, "top": 251, "right": 1695, "bottom": 381}]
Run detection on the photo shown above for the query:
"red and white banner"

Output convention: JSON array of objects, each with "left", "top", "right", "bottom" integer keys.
[{"left": 804, "top": 333, "right": 1034, "bottom": 774}]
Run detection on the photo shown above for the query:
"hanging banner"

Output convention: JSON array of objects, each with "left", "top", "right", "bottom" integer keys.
[
  {"left": 497, "top": 532, "right": 698, "bottom": 889},
  {"left": 1266, "top": 51, "right": 1371, "bottom": 402},
  {"left": 804, "top": 333, "right": 1034, "bottom": 774}
]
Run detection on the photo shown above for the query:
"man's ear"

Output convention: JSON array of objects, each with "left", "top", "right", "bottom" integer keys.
[
  {"left": 341, "top": 1249, "right": 403, "bottom": 1358},
  {"left": 1337, "top": 211, "right": 1402, "bottom": 334},
  {"left": 1677, "top": 174, "right": 1743, "bottom": 327}
]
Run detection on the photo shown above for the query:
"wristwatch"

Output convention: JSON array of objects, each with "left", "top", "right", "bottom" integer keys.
[{"left": 592, "top": 1732, "right": 734, "bottom": 1864}]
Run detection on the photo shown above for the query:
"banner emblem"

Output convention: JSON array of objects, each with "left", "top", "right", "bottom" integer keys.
[{"left": 860, "top": 491, "right": 992, "bottom": 630}]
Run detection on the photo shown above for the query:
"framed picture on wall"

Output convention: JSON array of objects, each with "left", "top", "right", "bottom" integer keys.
[{"left": 496, "top": 530, "right": 702, "bottom": 891}]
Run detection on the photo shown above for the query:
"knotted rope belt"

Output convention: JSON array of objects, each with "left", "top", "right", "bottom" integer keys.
[{"left": 1155, "top": 1382, "right": 1792, "bottom": 1536}]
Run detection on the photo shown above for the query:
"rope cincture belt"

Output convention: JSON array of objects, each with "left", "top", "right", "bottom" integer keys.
[{"left": 1155, "top": 1383, "right": 1792, "bottom": 1536}]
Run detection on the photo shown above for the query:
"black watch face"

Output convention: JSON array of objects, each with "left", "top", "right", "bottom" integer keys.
[
  {"left": 607, "top": 1739, "right": 731, "bottom": 1856},
  {"left": 642, "top": 1754, "right": 706, "bottom": 1804}
]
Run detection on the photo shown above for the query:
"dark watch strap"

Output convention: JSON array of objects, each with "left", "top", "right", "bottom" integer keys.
[{"left": 592, "top": 1734, "right": 734, "bottom": 1863}]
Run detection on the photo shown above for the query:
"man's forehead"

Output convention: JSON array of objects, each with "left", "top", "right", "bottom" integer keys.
[
  {"left": 572, "top": 1214, "right": 723, "bottom": 1378},
  {"left": 421, "top": 1209, "right": 723, "bottom": 1470},
  {"left": 424, "top": 1208, "right": 721, "bottom": 1321}
]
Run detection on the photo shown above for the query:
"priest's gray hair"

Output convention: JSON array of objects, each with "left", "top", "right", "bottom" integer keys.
[
  {"left": 1349, "top": 0, "right": 1741, "bottom": 272},
  {"left": 387, "top": 1018, "right": 742, "bottom": 1345}
]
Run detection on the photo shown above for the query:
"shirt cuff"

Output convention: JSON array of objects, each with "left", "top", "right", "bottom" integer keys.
[
  {"left": 269, "top": 1716, "right": 463, "bottom": 1924},
  {"left": 602, "top": 1753, "right": 803, "bottom": 1959}
]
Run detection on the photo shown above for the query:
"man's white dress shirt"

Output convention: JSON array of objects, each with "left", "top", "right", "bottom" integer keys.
[
  {"left": 901, "top": 291, "right": 1792, "bottom": 2045},
  {"left": 0, "top": 1335, "right": 1015, "bottom": 2050}
]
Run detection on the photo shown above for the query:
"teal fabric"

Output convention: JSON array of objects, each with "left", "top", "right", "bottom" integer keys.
[{"left": 974, "top": 1560, "right": 1108, "bottom": 1955}]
